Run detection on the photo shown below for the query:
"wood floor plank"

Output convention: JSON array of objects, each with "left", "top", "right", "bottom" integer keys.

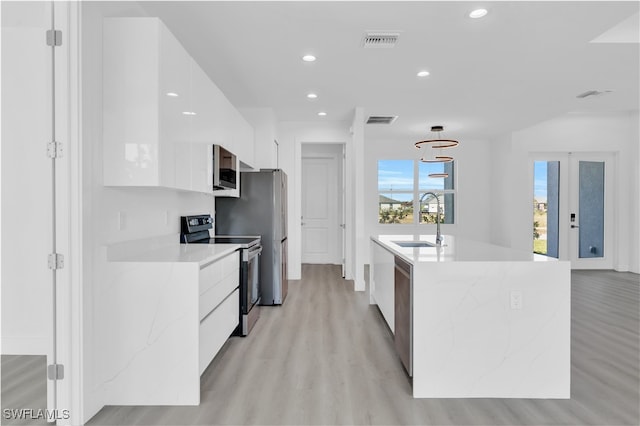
[{"left": 3, "top": 266, "right": 639, "bottom": 425}]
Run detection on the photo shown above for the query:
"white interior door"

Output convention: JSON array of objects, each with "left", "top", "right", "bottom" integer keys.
[{"left": 301, "top": 157, "right": 338, "bottom": 264}]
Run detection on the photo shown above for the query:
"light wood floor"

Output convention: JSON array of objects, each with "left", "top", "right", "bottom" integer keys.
[
  {"left": 1, "top": 354, "right": 48, "bottom": 425},
  {"left": 3, "top": 266, "right": 639, "bottom": 425}
]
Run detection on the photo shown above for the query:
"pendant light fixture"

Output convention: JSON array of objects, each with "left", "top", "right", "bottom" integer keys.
[{"left": 415, "top": 125, "right": 459, "bottom": 177}]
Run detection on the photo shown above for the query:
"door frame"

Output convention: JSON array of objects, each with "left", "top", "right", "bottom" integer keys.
[
  {"left": 59, "top": 1, "right": 84, "bottom": 423},
  {"left": 530, "top": 151, "right": 616, "bottom": 269},
  {"left": 295, "top": 141, "right": 350, "bottom": 279}
]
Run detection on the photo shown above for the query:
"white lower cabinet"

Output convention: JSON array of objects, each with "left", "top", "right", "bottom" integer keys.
[
  {"left": 101, "top": 247, "right": 240, "bottom": 406},
  {"left": 199, "top": 289, "right": 239, "bottom": 375},
  {"left": 371, "top": 240, "right": 395, "bottom": 332},
  {"left": 198, "top": 251, "right": 239, "bottom": 374}
]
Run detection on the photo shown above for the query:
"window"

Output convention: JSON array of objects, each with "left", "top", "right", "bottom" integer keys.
[
  {"left": 419, "top": 161, "right": 455, "bottom": 225},
  {"left": 378, "top": 160, "right": 414, "bottom": 224},
  {"left": 378, "top": 160, "right": 455, "bottom": 224}
]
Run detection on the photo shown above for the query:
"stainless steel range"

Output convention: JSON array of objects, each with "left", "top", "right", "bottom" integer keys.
[{"left": 180, "top": 214, "right": 261, "bottom": 336}]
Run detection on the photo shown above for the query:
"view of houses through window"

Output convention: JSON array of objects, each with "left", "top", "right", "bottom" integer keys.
[{"left": 378, "top": 160, "right": 455, "bottom": 224}]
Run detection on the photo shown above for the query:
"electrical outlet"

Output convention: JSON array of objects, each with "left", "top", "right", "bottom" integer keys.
[{"left": 510, "top": 291, "right": 523, "bottom": 310}]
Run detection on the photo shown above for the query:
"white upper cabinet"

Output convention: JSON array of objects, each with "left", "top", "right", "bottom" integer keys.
[
  {"left": 231, "top": 109, "right": 255, "bottom": 169},
  {"left": 239, "top": 108, "right": 277, "bottom": 170},
  {"left": 159, "top": 22, "right": 192, "bottom": 191},
  {"left": 190, "top": 60, "right": 229, "bottom": 147},
  {"left": 103, "top": 17, "right": 255, "bottom": 192},
  {"left": 103, "top": 18, "right": 165, "bottom": 187}
]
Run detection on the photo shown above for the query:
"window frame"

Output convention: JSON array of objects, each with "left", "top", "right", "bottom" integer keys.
[{"left": 377, "top": 159, "right": 456, "bottom": 225}]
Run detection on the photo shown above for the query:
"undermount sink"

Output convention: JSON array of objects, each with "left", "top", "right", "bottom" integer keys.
[{"left": 392, "top": 241, "right": 436, "bottom": 248}]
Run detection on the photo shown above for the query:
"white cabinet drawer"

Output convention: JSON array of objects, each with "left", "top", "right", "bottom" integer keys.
[
  {"left": 199, "top": 251, "right": 239, "bottom": 295},
  {"left": 372, "top": 241, "right": 395, "bottom": 332},
  {"left": 199, "top": 273, "right": 238, "bottom": 321},
  {"left": 199, "top": 288, "right": 239, "bottom": 375}
]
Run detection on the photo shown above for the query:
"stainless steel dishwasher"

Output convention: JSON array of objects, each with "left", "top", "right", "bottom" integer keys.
[{"left": 394, "top": 256, "right": 412, "bottom": 376}]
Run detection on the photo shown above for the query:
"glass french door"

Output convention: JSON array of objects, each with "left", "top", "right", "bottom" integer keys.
[
  {"left": 532, "top": 153, "right": 614, "bottom": 269},
  {"left": 569, "top": 153, "right": 613, "bottom": 269}
]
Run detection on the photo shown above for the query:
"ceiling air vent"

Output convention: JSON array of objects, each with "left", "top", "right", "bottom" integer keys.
[
  {"left": 362, "top": 32, "right": 400, "bottom": 48},
  {"left": 366, "top": 115, "right": 398, "bottom": 125}
]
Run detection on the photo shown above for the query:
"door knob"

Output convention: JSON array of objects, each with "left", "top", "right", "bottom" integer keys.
[{"left": 571, "top": 224, "right": 579, "bottom": 228}]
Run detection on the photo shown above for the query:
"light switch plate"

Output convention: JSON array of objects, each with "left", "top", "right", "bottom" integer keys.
[
  {"left": 510, "top": 291, "right": 523, "bottom": 310},
  {"left": 118, "top": 211, "right": 126, "bottom": 231}
]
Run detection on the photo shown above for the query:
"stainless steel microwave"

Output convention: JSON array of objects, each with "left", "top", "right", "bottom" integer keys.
[{"left": 212, "top": 145, "right": 237, "bottom": 190}]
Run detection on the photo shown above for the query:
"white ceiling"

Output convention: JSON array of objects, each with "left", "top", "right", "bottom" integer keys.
[{"left": 140, "top": 1, "right": 639, "bottom": 141}]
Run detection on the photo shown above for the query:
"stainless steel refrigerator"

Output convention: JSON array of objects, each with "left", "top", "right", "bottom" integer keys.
[{"left": 215, "top": 169, "right": 288, "bottom": 305}]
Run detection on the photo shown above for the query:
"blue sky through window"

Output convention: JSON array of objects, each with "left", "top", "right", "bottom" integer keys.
[
  {"left": 378, "top": 160, "right": 413, "bottom": 191},
  {"left": 534, "top": 161, "right": 548, "bottom": 201}
]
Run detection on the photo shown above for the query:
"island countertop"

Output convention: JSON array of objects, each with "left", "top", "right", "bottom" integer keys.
[{"left": 372, "top": 234, "right": 554, "bottom": 264}]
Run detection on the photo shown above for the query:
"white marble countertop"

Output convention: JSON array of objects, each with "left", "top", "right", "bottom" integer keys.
[
  {"left": 372, "top": 234, "right": 554, "bottom": 264},
  {"left": 107, "top": 242, "right": 240, "bottom": 266}
]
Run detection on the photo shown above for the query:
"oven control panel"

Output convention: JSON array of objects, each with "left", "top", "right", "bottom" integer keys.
[{"left": 181, "top": 214, "right": 213, "bottom": 235}]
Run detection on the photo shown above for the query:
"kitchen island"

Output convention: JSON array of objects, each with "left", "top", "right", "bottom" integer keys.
[{"left": 370, "top": 235, "right": 570, "bottom": 399}]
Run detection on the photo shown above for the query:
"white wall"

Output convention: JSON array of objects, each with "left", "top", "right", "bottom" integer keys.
[
  {"left": 630, "top": 111, "right": 639, "bottom": 273},
  {"left": 489, "top": 111, "right": 639, "bottom": 273},
  {"left": 81, "top": 2, "right": 216, "bottom": 421},
  {"left": 364, "top": 133, "right": 493, "bottom": 264},
  {"left": 489, "top": 133, "right": 514, "bottom": 248},
  {"left": 277, "top": 120, "right": 352, "bottom": 281},
  {"left": 352, "top": 107, "right": 366, "bottom": 290},
  {"left": 1, "top": 1, "right": 53, "bottom": 355}
]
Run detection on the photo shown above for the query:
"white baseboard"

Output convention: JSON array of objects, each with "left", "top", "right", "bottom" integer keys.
[
  {"left": 1, "top": 336, "right": 48, "bottom": 355},
  {"left": 615, "top": 264, "right": 630, "bottom": 272}
]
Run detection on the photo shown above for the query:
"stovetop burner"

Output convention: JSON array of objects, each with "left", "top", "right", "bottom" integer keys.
[
  {"left": 208, "top": 236, "right": 260, "bottom": 245},
  {"left": 189, "top": 235, "right": 261, "bottom": 248},
  {"left": 180, "top": 215, "right": 260, "bottom": 248}
]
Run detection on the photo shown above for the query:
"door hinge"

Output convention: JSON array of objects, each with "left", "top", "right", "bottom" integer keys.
[
  {"left": 47, "top": 364, "right": 64, "bottom": 380},
  {"left": 46, "top": 29, "right": 62, "bottom": 47},
  {"left": 48, "top": 253, "right": 64, "bottom": 270},
  {"left": 47, "top": 141, "right": 63, "bottom": 159}
]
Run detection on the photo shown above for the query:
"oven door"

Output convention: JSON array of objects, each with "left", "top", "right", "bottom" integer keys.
[{"left": 243, "top": 244, "right": 262, "bottom": 313}]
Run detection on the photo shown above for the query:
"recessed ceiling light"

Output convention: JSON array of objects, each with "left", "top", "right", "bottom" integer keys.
[
  {"left": 166, "top": 92, "right": 179, "bottom": 97},
  {"left": 469, "top": 8, "right": 488, "bottom": 19},
  {"left": 417, "top": 70, "right": 430, "bottom": 77},
  {"left": 182, "top": 111, "right": 197, "bottom": 116},
  {"left": 307, "top": 93, "right": 318, "bottom": 99},
  {"left": 302, "top": 54, "right": 316, "bottom": 62},
  {"left": 318, "top": 112, "right": 327, "bottom": 116}
]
